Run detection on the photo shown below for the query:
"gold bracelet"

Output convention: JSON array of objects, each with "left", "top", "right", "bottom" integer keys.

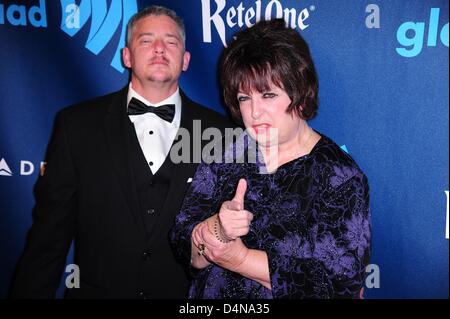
[{"left": 214, "top": 215, "right": 231, "bottom": 243}]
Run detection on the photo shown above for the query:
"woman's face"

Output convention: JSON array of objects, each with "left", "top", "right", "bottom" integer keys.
[{"left": 238, "top": 84, "right": 304, "bottom": 149}]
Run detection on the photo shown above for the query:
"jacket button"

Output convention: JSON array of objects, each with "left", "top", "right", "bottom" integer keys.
[
  {"left": 142, "top": 251, "right": 151, "bottom": 260},
  {"left": 138, "top": 291, "right": 150, "bottom": 299},
  {"left": 147, "top": 208, "right": 155, "bottom": 215}
]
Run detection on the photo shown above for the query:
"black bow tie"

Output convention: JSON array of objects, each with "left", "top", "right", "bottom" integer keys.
[{"left": 127, "top": 97, "right": 175, "bottom": 123}]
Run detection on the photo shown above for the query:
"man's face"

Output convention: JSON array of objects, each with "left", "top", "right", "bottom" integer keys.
[{"left": 123, "top": 15, "right": 190, "bottom": 88}]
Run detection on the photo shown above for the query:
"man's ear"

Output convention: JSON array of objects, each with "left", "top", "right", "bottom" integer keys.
[
  {"left": 182, "top": 51, "right": 191, "bottom": 72},
  {"left": 122, "top": 47, "right": 132, "bottom": 69}
]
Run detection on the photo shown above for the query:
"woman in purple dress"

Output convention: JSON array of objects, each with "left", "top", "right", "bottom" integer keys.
[{"left": 170, "top": 19, "right": 371, "bottom": 299}]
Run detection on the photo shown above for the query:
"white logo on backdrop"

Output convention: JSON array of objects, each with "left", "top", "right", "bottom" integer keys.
[
  {"left": 201, "top": 0, "right": 314, "bottom": 46},
  {"left": 0, "top": 159, "right": 46, "bottom": 177},
  {"left": 0, "top": 158, "right": 13, "bottom": 176},
  {"left": 445, "top": 191, "right": 449, "bottom": 239}
]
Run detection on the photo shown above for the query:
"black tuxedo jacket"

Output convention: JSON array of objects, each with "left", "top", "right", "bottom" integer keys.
[{"left": 10, "top": 86, "right": 232, "bottom": 298}]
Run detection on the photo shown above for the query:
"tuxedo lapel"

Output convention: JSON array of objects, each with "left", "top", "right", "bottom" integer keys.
[{"left": 103, "top": 87, "right": 146, "bottom": 241}]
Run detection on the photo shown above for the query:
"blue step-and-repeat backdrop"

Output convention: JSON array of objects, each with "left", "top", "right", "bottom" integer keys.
[{"left": 0, "top": 0, "right": 448, "bottom": 298}]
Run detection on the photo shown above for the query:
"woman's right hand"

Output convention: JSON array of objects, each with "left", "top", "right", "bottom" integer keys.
[{"left": 217, "top": 179, "right": 254, "bottom": 241}]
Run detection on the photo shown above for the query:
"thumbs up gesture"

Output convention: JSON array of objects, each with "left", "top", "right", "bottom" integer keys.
[{"left": 217, "top": 178, "right": 254, "bottom": 241}]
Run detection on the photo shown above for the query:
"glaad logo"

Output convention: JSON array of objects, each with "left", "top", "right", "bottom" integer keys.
[
  {"left": 202, "top": 0, "right": 312, "bottom": 46},
  {"left": 396, "top": 8, "right": 449, "bottom": 58},
  {"left": 0, "top": 0, "right": 47, "bottom": 27},
  {"left": 59, "top": 0, "right": 138, "bottom": 72}
]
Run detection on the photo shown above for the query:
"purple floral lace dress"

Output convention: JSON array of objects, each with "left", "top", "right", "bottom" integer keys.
[{"left": 170, "top": 132, "right": 371, "bottom": 299}]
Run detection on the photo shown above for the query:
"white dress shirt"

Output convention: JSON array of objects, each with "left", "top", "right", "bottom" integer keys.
[{"left": 127, "top": 83, "right": 181, "bottom": 174}]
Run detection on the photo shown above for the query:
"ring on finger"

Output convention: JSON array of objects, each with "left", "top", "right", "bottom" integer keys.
[{"left": 198, "top": 243, "right": 205, "bottom": 256}]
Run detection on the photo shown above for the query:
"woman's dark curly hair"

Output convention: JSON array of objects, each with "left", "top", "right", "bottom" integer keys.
[{"left": 219, "top": 19, "right": 319, "bottom": 123}]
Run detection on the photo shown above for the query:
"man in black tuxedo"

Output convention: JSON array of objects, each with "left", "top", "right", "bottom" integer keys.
[{"left": 10, "top": 5, "right": 231, "bottom": 299}]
